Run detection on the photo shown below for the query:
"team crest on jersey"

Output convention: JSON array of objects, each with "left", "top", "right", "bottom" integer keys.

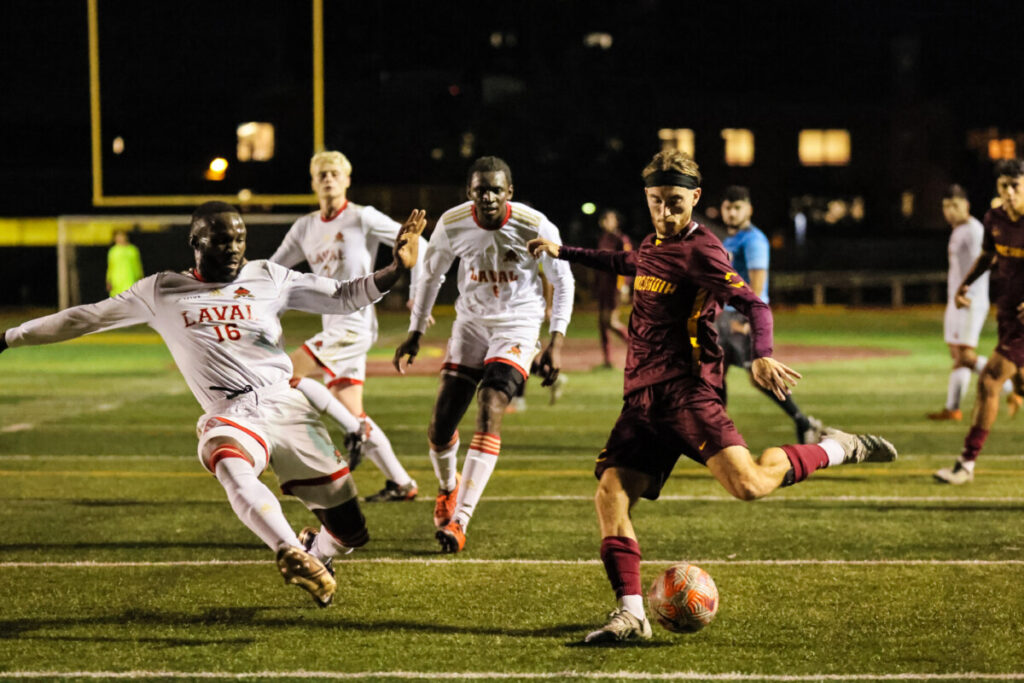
[
  {"left": 724, "top": 272, "right": 746, "bottom": 288},
  {"left": 507, "top": 344, "right": 522, "bottom": 357},
  {"left": 233, "top": 287, "right": 254, "bottom": 299},
  {"left": 503, "top": 249, "right": 518, "bottom": 263},
  {"left": 335, "top": 232, "right": 345, "bottom": 242},
  {"left": 314, "top": 340, "right": 323, "bottom": 349}
]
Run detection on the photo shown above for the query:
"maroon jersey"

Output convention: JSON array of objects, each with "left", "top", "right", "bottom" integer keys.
[
  {"left": 560, "top": 222, "right": 773, "bottom": 396},
  {"left": 983, "top": 207, "right": 1024, "bottom": 316}
]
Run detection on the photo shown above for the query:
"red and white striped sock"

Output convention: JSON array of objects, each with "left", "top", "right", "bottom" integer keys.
[{"left": 453, "top": 432, "right": 500, "bottom": 528}]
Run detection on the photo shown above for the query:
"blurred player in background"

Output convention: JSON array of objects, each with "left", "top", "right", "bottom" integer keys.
[
  {"left": 927, "top": 184, "right": 1015, "bottom": 421},
  {"left": 717, "top": 185, "right": 823, "bottom": 444},
  {"left": 935, "top": 160, "right": 1024, "bottom": 484},
  {"left": 594, "top": 208, "right": 632, "bottom": 368},
  {"left": 0, "top": 202, "right": 427, "bottom": 607},
  {"left": 529, "top": 150, "right": 897, "bottom": 644},
  {"left": 393, "top": 156, "right": 575, "bottom": 553},
  {"left": 106, "top": 229, "right": 144, "bottom": 296},
  {"left": 270, "top": 151, "right": 427, "bottom": 503}
]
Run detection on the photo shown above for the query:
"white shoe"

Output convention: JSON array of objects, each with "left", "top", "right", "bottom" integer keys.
[
  {"left": 823, "top": 427, "right": 898, "bottom": 464},
  {"left": 934, "top": 463, "right": 974, "bottom": 485},
  {"left": 583, "top": 608, "right": 652, "bottom": 644}
]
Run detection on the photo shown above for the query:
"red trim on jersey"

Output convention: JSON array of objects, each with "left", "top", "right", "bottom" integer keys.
[
  {"left": 211, "top": 416, "right": 270, "bottom": 459},
  {"left": 301, "top": 344, "right": 334, "bottom": 377},
  {"left": 471, "top": 203, "right": 512, "bottom": 230},
  {"left": 319, "top": 200, "right": 350, "bottom": 222},
  {"left": 192, "top": 268, "right": 207, "bottom": 282},
  {"left": 280, "top": 466, "right": 351, "bottom": 496},
  {"left": 484, "top": 356, "right": 528, "bottom": 380},
  {"left": 326, "top": 377, "right": 363, "bottom": 389},
  {"left": 208, "top": 445, "right": 255, "bottom": 470}
]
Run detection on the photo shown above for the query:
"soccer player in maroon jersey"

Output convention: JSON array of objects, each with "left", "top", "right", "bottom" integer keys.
[
  {"left": 528, "top": 150, "right": 898, "bottom": 643},
  {"left": 594, "top": 208, "right": 632, "bottom": 367},
  {"left": 935, "top": 159, "right": 1024, "bottom": 484}
]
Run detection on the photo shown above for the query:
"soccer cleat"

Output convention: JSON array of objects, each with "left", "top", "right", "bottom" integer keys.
[
  {"left": 297, "top": 526, "right": 335, "bottom": 578},
  {"left": 934, "top": 462, "right": 974, "bottom": 485},
  {"left": 365, "top": 479, "right": 418, "bottom": 502},
  {"left": 823, "top": 427, "right": 898, "bottom": 464},
  {"left": 276, "top": 545, "right": 336, "bottom": 608},
  {"left": 1008, "top": 393, "right": 1023, "bottom": 419},
  {"left": 433, "top": 473, "right": 461, "bottom": 528},
  {"left": 549, "top": 373, "right": 568, "bottom": 405},
  {"left": 927, "top": 408, "right": 963, "bottom": 421},
  {"left": 797, "top": 415, "right": 824, "bottom": 444},
  {"left": 583, "top": 608, "right": 653, "bottom": 644},
  {"left": 435, "top": 520, "right": 466, "bottom": 553}
]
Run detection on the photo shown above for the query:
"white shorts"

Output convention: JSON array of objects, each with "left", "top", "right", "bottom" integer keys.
[
  {"left": 442, "top": 316, "right": 541, "bottom": 380},
  {"left": 944, "top": 299, "right": 989, "bottom": 347},
  {"left": 195, "top": 383, "right": 357, "bottom": 510},
  {"left": 302, "top": 326, "right": 373, "bottom": 388}
]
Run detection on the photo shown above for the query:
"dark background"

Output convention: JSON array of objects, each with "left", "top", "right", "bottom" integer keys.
[{"left": 2, "top": 0, "right": 1022, "bottom": 304}]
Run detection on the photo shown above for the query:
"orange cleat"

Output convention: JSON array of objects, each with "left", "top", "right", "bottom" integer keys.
[
  {"left": 927, "top": 408, "right": 962, "bottom": 421},
  {"left": 436, "top": 520, "right": 466, "bottom": 553},
  {"left": 433, "top": 473, "right": 461, "bottom": 528}
]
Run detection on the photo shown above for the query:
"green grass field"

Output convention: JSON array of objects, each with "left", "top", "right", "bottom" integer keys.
[{"left": 1, "top": 306, "right": 1023, "bottom": 682}]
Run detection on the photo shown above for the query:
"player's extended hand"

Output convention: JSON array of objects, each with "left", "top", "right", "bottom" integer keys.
[
  {"left": 394, "top": 210, "right": 427, "bottom": 270},
  {"left": 954, "top": 285, "right": 972, "bottom": 309},
  {"left": 535, "top": 333, "right": 564, "bottom": 387},
  {"left": 393, "top": 331, "right": 422, "bottom": 374},
  {"left": 750, "top": 357, "right": 802, "bottom": 400},
  {"left": 526, "top": 237, "right": 560, "bottom": 259}
]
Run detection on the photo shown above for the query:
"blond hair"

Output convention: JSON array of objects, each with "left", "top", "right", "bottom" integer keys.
[
  {"left": 641, "top": 150, "right": 702, "bottom": 186},
  {"left": 310, "top": 150, "right": 352, "bottom": 178}
]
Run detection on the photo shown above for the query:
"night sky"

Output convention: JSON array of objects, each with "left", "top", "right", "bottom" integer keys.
[{"left": 2, "top": 0, "right": 1022, "bottom": 226}]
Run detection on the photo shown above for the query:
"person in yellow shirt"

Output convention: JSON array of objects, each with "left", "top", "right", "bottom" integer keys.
[{"left": 106, "top": 229, "right": 144, "bottom": 296}]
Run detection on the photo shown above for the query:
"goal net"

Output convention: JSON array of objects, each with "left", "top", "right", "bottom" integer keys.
[{"left": 55, "top": 214, "right": 303, "bottom": 309}]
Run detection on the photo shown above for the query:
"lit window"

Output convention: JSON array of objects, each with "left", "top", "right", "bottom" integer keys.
[
  {"left": 988, "top": 138, "right": 1017, "bottom": 160},
  {"left": 657, "top": 128, "right": 694, "bottom": 156},
  {"left": 798, "top": 129, "right": 851, "bottom": 166},
  {"left": 901, "top": 191, "right": 914, "bottom": 218},
  {"left": 722, "top": 128, "right": 754, "bottom": 166},
  {"left": 236, "top": 122, "right": 275, "bottom": 162},
  {"left": 583, "top": 32, "right": 613, "bottom": 49}
]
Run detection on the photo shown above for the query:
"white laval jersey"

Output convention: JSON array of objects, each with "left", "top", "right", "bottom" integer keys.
[
  {"left": 269, "top": 202, "right": 422, "bottom": 340},
  {"left": 948, "top": 216, "right": 988, "bottom": 302},
  {"left": 4, "top": 260, "right": 381, "bottom": 412},
  {"left": 409, "top": 201, "right": 574, "bottom": 334}
]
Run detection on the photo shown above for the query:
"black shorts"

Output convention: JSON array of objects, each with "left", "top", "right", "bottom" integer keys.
[{"left": 595, "top": 376, "right": 747, "bottom": 500}]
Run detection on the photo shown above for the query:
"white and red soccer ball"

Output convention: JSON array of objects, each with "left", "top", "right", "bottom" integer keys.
[{"left": 647, "top": 563, "right": 719, "bottom": 633}]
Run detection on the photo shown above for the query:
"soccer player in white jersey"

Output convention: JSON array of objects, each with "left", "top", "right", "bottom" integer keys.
[
  {"left": 270, "top": 151, "right": 427, "bottom": 503},
  {"left": 0, "top": 201, "right": 426, "bottom": 607},
  {"left": 927, "top": 184, "right": 1018, "bottom": 421},
  {"left": 393, "top": 156, "right": 575, "bottom": 553}
]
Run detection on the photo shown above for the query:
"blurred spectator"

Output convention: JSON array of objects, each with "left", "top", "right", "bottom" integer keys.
[{"left": 106, "top": 229, "right": 144, "bottom": 296}]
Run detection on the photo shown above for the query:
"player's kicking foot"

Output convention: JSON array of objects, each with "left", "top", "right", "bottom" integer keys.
[
  {"left": 934, "top": 462, "right": 974, "bottom": 485},
  {"left": 365, "top": 479, "right": 418, "bottom": 502},
  {"left": 823, "top": 427, "right": 898, "bottom": 464},
  {"left": 276, "top": 545, "right": 336, "bottom": 608},
  {"left": 433, "top": 473, "right": 461, "bottom": 528},
  {"left": 927, "top": 408, "right": 963, "bottom": 421},
  {"left": 436, "top": 520, "right": 466, "bottom": 553},
  {"left": 797, "top": 415, "right": 824, "bottom": 444},
  {"left": 583, "top": 608, "right": 653, "bottom": 644}
]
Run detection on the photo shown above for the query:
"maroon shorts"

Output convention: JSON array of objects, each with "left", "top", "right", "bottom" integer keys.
[
  {"left": 595, "top": 376, "right": 746, "bottom": 500},
  {"left": 996, "top": 311, "right": 1024, "bottom": 367}
]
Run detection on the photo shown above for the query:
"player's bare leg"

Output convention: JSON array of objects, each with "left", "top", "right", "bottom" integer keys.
[
  {"left": 428, "top": 374, "right": 476, "bottom": 534},
  {"left": 585, "top": 467, "right": 652, "bottom": 644},
  {"left": 938, "top": 351, "right": 1019, "bottom": 483}
]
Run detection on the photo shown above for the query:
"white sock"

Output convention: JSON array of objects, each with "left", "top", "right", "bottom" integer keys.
[
  {"left": 215, "top": 456, "right": 300, "bottom": 551},
  {"left": 312, "top": 526, "right": 353, "bottom": 560},
  {"left": 946, "top": 367, "right": 972, "bottom": 411},
  {"left": 430, "top": 434, "right": 460, "bottom": 491},
  {"left": 956, "top": 455, "right": 976, "bottom": 473},
  {"left": 620, "top": 594, "right": 646, "bottom": 621},
  {"left": 294, "top": 378, "right": 361, "bottom": 434},
  {"left": 362, "top": 414, "right": 412, "bottom": 486},
  {"left": 453, "top": 432, "right": 500, "bottom": 528},
  {"left": 818, "top": 438, "right": 846, "bottom": 467},
  {"left": 973, "top": 356, "right": 987, "bottom": 373}
]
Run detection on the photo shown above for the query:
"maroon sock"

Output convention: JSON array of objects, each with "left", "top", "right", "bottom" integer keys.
[
  {"left": 961, "top": 427, "right": 989, "bottom": 462},
  {"left": 781, "top": 444, "right": 829, "bottom": 484},
  {"left": 599, "top": 536, "right": 642, "bottom": 598}
]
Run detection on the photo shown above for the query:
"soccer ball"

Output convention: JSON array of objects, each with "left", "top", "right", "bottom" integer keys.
[{"left": 647, "top": 563, "right": 719, "bottom": 633}]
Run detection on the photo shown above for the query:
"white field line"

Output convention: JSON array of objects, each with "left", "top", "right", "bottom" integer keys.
[
  {"left": 2, "top": 558, "right": 1023, "bottom": 569},
  {"left": 2, "top": 670, "right": 1023, "bottom": 680},
  {"left": 1, "top": 385, "right": 187, "bottom": 434}
]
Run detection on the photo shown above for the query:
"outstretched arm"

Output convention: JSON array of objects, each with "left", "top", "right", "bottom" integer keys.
[{"left": 527, "top": 238, "right": 637, "bottom": 275}]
